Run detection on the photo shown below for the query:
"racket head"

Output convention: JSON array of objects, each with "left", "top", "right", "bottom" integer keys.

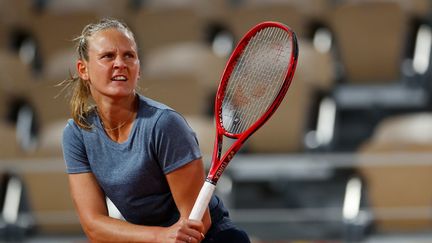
[{"left": 214, "top": 21, "right": 298, "bottom": 140}]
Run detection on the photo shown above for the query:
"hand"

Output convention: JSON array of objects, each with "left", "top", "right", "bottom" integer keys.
[{"left": 158, "top": 218, "right": 206, "bottom": 243}]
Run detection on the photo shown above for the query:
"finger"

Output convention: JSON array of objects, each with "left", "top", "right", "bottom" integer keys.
[
  {"left": 185, "top": 219, "right": 205, "bottom": 232},
  {"left": 183, "top": 235, "right": 194, "bottom": 243},
  {"left": 178, "top": 220, "right": 205, "bottom": 242},
  {"left": 181, "top": 228, "right": 202, "bottom": 241}
]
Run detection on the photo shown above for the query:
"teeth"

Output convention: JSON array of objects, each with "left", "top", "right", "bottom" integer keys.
[{"left": 112, "top": 76, "right": 127, "bottom": 81}]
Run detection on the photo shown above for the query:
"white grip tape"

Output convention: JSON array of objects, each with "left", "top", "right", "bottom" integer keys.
[{"left": 189, "top": 181, "right": 216, "bottom": 220}]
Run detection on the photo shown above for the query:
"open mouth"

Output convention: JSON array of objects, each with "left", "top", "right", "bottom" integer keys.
[{"left": 111, "top": 75, "right": 128, "bottom": 81}]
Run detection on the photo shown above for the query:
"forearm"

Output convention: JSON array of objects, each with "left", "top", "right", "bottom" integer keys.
[
  {"left": 168, "top": 159, "right": 211, "bottom": 233},
  {"left": 82, "top": 214, "right": 162, "bottom": 243}
]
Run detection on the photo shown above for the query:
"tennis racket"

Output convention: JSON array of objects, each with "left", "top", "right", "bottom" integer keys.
[{"left": 189, "top": 21, "right": 298, "bottom": 220}]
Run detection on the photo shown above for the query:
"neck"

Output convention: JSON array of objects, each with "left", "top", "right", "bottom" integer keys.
[{"left": 96, "top": 94, "right": 138, "bottom": 134}]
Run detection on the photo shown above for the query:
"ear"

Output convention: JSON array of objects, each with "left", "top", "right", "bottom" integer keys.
[{"left": 77, "top": 59, "right": 89, "bottom": 80}]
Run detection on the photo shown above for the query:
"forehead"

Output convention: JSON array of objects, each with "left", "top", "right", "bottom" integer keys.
[{"left": 88, "top": 28, "right": 137, "bottom": 52}]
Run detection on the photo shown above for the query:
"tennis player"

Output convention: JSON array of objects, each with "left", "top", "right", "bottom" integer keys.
[{"left": 61, "top": 18, "right": 250, "bottom": 243}]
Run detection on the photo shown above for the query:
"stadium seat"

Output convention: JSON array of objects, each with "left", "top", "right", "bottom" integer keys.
[
  {"left": 0, "top": 21, "right": 7, "bottom": 50},
  {"left": 0, "top": 0, "right": 35, "bottom": 28},
  {"left": 328, "top": 1, "right": 408, "bottom": 83},
  {"left": 140, "top": 42, "right": 225, "bottom": 116},
  {"left": 0, "top": 50, "right": 34, "bottom": 95},
  {"left": 20, "top": 167, "right": 82, "bottom": 234},
  {"left": 0, "top": 122, "right": 20, "bottom": 159},
  {"left": 247, "top": 74, "right": 312, "bottom": 153},
  {"left": 226, "top": 3, "right": 308, "bottom": 40},
  {"left": 357, "top": 113, "right": 432, "bottom": 231},
  {"left": 0, "top": 44, "right": 71, "bottom": 159},
  {"left": 131, "top": 7, "right": 205, "bottom": 53},
  {"left": 28, "top": 80, "right": 68, "bottom": 129},
  {"left": 183, "top": 116, "right": 215, "bottom": 158},
  {"left": 237, "top": 0, "right": 334, "bottom": 21},
  {"left": 143, "top": 42, "right": 226, "bottom": 87},
  {"left": 141, "top": 72, "right": 207, "bottom": 117},
  {"left": 247, "top": 39, "right": 335, "bottom": 153},
  {"left": 29, "top": 12, "right": 99, "bottom": 78},
  {"left": 401, "top": 0, "right": 432, "bottom": 17},
  {"left": 137, "top": 0, "right": 195, "bottom": 9},
  {"left": 31, "top": 119, "right": 67, "bottom": 158},
  {"left": 23, "top": 13, "right": 92, "bottom": 145},
  {"left": 292, "top": 0, "right": 334, "bottom": 19},
  {"left": 343, "top": 0, "right": 431, "bottom": 18},
  {"left": 362, "top": 113, "right": 432, "bottom": 145},
  {"left": 0, "top": 51, "right": 37, "bottom": 154},
  {"left": 40, "top": 0, "right": 132, "bottom": 19},
  {"left": 194, "top": 0, "right": 232, "bottom": 20},
  {"left": 315, "top": 1, "right": 432, "bottom": 152}
]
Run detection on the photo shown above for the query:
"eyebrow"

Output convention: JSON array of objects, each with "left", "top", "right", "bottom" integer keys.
[
  {"left": 96, "top": 50, "right": 115, "bottom": 57},
  {"left": 89, "top": 44, "right": 137, "bottom": 55},
  {"left": 124, "top": 50, "right": 137, "bottom": 55}
]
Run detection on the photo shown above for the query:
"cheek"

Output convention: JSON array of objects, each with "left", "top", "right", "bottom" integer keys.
[
  {"left": 130, "top": 64, "right": 140, "bottom": 78},
  {"left": 89, "top": 63, "right": 110, "bottom": 80}
]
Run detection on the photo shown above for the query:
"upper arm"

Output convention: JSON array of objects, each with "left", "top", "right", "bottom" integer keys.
[
  {"left": 154, "top": 110, "right": 211, "bottom": 228},
  {"left": 68, "top": 173, "right": 108, "bottom": 229},
  {"left": 62, "top": 121, "right": 91, "bottom": 174},
  {"left": 153, "top": 110, "right": 202, "bottom": 173},
  {"left": 165, "top": 159, "right": 205, "bottom": 216}
]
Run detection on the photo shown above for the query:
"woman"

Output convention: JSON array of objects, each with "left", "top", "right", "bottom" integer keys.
[{"left": 61, "top": 18, "right": 250, "bottom": 243}]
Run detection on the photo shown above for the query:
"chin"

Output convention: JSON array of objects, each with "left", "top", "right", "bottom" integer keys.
[{"left": 100, "top": 90, "right": 133, "bottom": 100}]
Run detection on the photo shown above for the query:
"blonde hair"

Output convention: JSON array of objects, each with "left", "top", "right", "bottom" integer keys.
[{"left": 61, "top": 18, "right": 136, "bottom": 130}]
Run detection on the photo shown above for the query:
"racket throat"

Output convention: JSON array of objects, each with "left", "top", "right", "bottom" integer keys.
[
  {"left": 208, "top": 148, "right": 238, "bottom": 183},
  {"left": 207, "top": 159, "right": 230, "bottom": 184}
]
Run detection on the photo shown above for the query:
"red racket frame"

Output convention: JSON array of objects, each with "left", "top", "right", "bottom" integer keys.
[{"left": 207, "top": 21, "right": 299, "bottom": 184}]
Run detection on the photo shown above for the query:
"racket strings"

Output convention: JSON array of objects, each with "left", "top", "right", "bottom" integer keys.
[
  {"left": 243, "top": 28, "right": 288, "bottom": 129},
  {"left": 223, "top": 27, "right": 285, "bottom": 133},
  {"left": 236, "top": 28, "right": 282, "bottom": 131},
  {"left": 222, "top": 27, "right": 292, "bottom": 135},
  {"left": 223, "top": 28, "right": 273, "bottom": 128}
]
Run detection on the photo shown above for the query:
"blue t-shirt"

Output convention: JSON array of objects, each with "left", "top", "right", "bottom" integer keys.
[{"left": 62, "top": 95, "right": 234, "bottom": 232}]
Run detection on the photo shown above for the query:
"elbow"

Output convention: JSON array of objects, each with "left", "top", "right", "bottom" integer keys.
[
  {"left": 81, "top": 221, "right": 99, "bottom": 242},
  {"left": 80, "top": 215, "right": 106, "bottom": 242},
  {"left": 84, "top": 226, "right": 109, "bottom": 243}
]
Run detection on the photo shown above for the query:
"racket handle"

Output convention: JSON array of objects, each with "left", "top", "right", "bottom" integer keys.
[{"left": 189, "top": 181, "right": 216, "bottom": 220}]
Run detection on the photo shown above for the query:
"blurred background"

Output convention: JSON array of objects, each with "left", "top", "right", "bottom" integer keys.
[{"left": 0, "top": 0, "right": 432, "bottom": 242}]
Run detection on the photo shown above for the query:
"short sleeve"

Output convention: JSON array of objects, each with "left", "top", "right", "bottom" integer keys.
[
  {"left": 62, "top": 119, "right": 91, "bottom": 174},
  {"left": 153, "top": 110, "right": 202, "bottom": 174}
]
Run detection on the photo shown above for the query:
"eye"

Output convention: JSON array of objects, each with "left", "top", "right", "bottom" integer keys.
[
  {"left": 101, "top": 53, "right": 115, "bottom": 59},
  {"left": 124, "top": 52, "right": 136, "bottom": 59}
]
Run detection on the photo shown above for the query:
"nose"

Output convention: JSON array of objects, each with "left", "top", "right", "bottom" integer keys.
[{"left": 113, "top": 56, "right": 127, "bottom": 69}]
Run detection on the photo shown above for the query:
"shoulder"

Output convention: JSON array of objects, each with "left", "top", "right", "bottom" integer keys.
[
  {"left": 63, "top": 108, "right": 99, "bottom": 136},
  {"left": 62, "top": 119, "right": 89, "bottom": 148},
  {"left": 137, "top": 94, "right": 188, "bottom": 126},
  {"left": 157, "top": 109, "right": 191, "bottom": 131},
  {"left": 63, "top": 119, "right": 82, "bottom": 138},
  {"left": 62, "top": 117, "right": 98, "bottom": 143},
  {"left": 138, "top": 94, "right": 174, "bottom": 113}
]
